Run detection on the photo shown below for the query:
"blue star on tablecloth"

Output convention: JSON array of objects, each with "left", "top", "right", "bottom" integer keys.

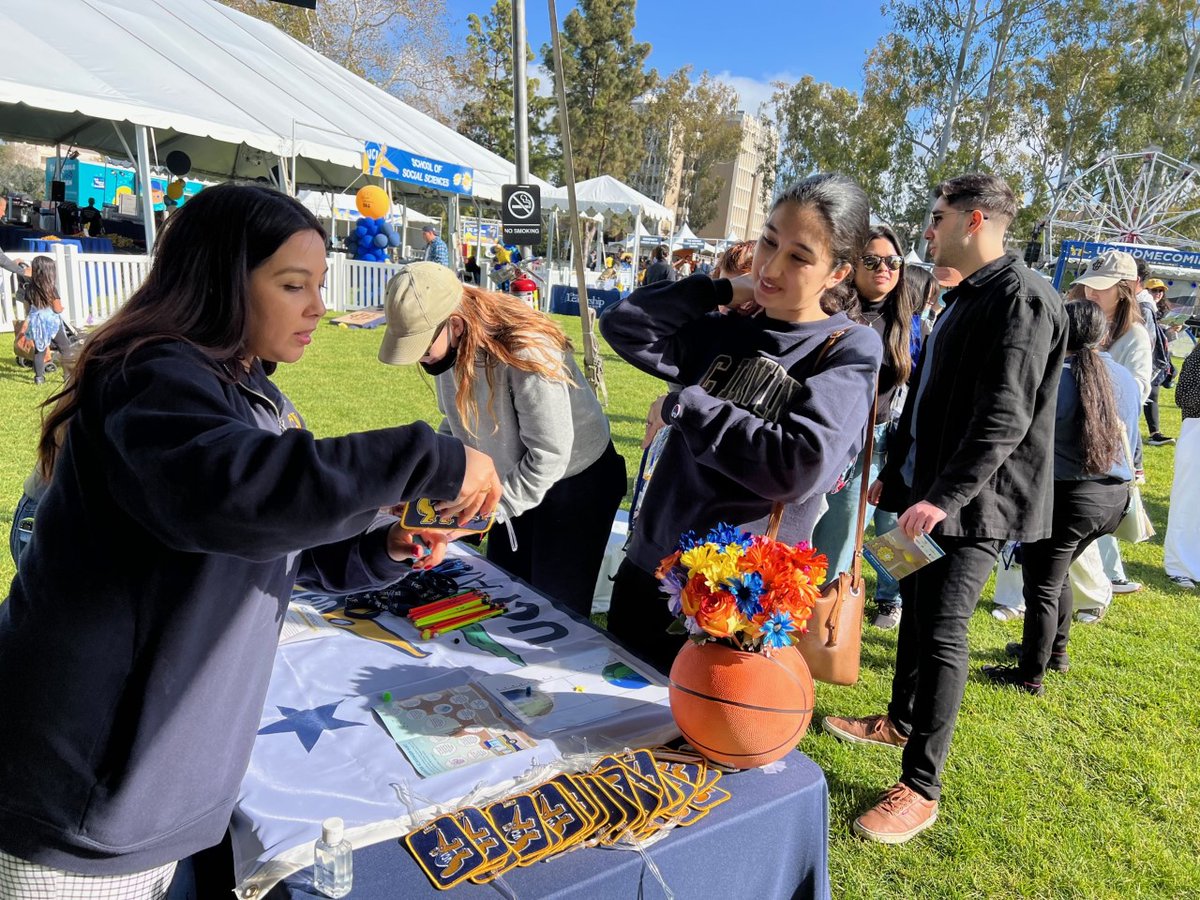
[{"left": 257, "top": 701, "right": 366, "bottom": 752}]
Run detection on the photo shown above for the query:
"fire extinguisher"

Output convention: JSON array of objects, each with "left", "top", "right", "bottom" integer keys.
[{"left": 510, "top": 273, "right": 537, "bottom": 306}]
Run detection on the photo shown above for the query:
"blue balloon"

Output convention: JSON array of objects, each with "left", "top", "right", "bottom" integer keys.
[
  {"left": 379, "top": 220, "right": 394, "bottom": 235},
  {"left": 356, "top": 217, "right": 370, "bottom": 230},
  {"left": 388, "top": 232, "right": 401, "bottom": 247},
  {"left": 354, "top": 226, "right": 368, "bottom": 240},
  {"left": 373, "top": 233, "right": 389, "bottom": 248}
]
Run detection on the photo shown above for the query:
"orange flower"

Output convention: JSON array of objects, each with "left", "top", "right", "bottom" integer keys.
[
  {"left": 680, "top": 574, "right": 711, "bottom": 618},
  {"left": 694, "top": 589, "right": 744, "bottom": 639},
  {"left": 656, "top": 550, "right": 682, "bottom": 580}
]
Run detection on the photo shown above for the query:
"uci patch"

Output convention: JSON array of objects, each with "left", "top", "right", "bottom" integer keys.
[
  {"left": 455, "top": 807, "right": 515, "bottom": 882},
  {"left": 485, "top": 794, "right": 552, "bottom": 863},
  {"left": 530, "top": 781, "right": 590, "bottom": 857},
  {"left": 404, "top": 815, "right": 488, "bottom": 889}
]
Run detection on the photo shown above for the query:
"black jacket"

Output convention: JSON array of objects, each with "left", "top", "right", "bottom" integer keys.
[
  {"left": 879, "top": 252, "right": 1067, "bottom": 542},
  {"left": 0, "top": 342, "right": 464, "bottom": 875},
  {"left": 642, "top": 259, "right": 677, "bottom": 285}
]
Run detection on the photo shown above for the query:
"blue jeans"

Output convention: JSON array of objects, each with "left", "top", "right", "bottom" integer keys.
[
  {"left": 8, "top": 491, "right": 37, "bottom": 569},
  {"left": 811, "top": 422, "right": 901, "bottom": 605}
]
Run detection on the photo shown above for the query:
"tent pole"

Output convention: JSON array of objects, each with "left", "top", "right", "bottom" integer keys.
[
  {"left": 548, "top": 0, "right": 605, "bottom": 402},
  {"left": 632, "top": 209, "right": 642, "bottom": 287},
  {"left": 134, "top": 125, "right": 158, "bottom": 255},
  {"left": 401, "top": 198, "right": 409, "bottom": 258}
]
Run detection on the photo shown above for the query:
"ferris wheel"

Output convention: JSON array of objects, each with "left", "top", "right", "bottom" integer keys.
[{"left": 1044, "top": 148, "right": 1200, "bottom": 255}]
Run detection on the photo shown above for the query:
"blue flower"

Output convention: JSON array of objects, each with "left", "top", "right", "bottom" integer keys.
[
  {"left": 724, "top": 571, "right": 764, "bottom": 617},
  {"left": 760, "top": 612, "right": 795, "bottom": 650},
  {"left": 705, "top": 523, "right": 753, "bottom": 550},
  {"left": 677, "top": 530, "right": 702, "bottom": 551}
]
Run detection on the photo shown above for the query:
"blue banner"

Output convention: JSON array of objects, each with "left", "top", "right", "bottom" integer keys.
[
  {"left": 1054, "top": 239, "right": 1200, "bottom": 288},
  {"left": 362, "top": 141, "right": 474, "bottom": 196},
  {"left": 548, "top": 285, "right": 624, "bottom": 317}
]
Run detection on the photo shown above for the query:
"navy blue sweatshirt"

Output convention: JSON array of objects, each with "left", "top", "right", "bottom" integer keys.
[
  {"left": 0, "top": 342, "right": 465, "bottom": 875},
  {"left": 601, "top": 275, "right": 882, "bottom": 573}
]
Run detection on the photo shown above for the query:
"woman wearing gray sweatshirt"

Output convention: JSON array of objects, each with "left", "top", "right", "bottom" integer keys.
[{"left": 379, "top": 263, "right": 626, "bottom": 616}]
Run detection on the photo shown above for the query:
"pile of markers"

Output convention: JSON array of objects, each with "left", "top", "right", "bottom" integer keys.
[{"left": 407, "top": 591, "right": 508, "bottom": 639}]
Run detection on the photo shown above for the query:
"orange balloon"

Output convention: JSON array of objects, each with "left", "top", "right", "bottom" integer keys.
[{"left": 355, "top": 185, "right": 390, "bottom": 218}]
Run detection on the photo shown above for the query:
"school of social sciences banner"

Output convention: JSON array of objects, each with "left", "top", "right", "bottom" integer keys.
[
  {"left": 362, "top": 141, "right": 475, "bottom": 196},
  {"left": 231, "top": 546, "right": 676, "bottom": 899}
]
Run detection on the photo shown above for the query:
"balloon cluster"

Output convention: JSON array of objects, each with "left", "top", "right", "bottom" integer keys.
[
  {"left": 346, "top": 216, "right": 400, "bottom": 261},
  {"left": 345, "top": 185, "right": 397, "bottom": 262}
]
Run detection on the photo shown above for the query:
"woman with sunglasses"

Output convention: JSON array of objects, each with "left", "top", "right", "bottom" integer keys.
[
  {"left": 811, "top": 225, "right": 920, "bottom": 629},
  {"left": 378, "top": 263, "right": 627, "bottom": 617}
]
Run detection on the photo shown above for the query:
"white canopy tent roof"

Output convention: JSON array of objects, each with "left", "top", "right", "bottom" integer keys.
[
  {"left": 544, "top": 175, "right": 674, "bottom": 225},
  {"left": 671, "top": 223, "right": 707, "bottom": 250},
  {"left": 0, "top": 0, "right": 549, "bottom": 203}
]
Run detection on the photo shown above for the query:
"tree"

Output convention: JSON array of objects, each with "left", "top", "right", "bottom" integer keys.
[
  {"left": 640, "top": 68, "right": 741, "bottom": 229},
  {"left": 221, "top": 0, "right": 458, "bottom": 124},
  {"left": 454, "top": 0, "right": 556, "bottom": 180},
  {"left": 541, "top": 0, "right": 655, "bottom": 183},
  {"left": 762, "top": 75, "right": 906, "bottom": 229},
  {"left": 863, "top": 0, "right": 1051, "bottom": 248},
  {"left": 0, "top": 144, "right": 43, "bottom": 196}
]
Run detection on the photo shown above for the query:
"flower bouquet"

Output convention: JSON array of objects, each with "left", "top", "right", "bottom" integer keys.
[
  {"left": 656, "top": 524, "right": 828, "bottom": 654},
  {"left": 658, "top": 524, "right": 828, "bottom": 767}
]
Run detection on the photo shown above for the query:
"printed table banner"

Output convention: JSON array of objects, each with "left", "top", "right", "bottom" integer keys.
[{"left": 231, "top": 546, "right": 676, "bottom": 898}]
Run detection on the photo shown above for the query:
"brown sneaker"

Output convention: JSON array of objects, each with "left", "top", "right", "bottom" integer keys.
[
  {"left": 853, "top": 783, "right": 939, "bottom": 844},
  {"left": 821, "top": 714, "right": 908, "bottom": 748}
]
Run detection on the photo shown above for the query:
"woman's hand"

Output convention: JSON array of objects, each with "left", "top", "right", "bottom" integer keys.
[
  {"left": 866, "top": 479, "right": 884, "bottom": 506},
  {"left": 435, "top": 446, "right": 502, "bottom": 524},
  {"left": 643, "top": 395, "right": 668, "bottom": 449},
  {"left": 727, "top": 274, "right": 761, "bottom": 316}
]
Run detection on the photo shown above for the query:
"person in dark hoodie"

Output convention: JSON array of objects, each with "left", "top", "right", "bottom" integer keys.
[
  {"left": 0, "top": 184, "right": 501, "bottom": 896},
  {"left": 600, "top": 173, "right": 883, "bottom": 672}
]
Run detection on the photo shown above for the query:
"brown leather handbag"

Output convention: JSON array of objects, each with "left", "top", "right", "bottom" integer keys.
[{"left": 768, "top": 393, "right": 877, "bottom": 686}]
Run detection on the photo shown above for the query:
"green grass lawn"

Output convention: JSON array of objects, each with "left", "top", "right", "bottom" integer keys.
[{"left": 1, "top": 316, "right": 1196, "bottom": 898}]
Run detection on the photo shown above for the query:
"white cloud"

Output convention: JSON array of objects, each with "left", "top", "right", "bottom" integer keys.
[{"left": 712, "top": 70, "right": 800, "bottom": 117}]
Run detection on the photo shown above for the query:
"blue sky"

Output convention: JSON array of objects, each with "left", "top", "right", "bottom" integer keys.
[{"left": 441, "top": 1, "right": 893, "bottom": 114}]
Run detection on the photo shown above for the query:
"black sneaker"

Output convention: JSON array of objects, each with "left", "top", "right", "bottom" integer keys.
[
  {"left": 1146, "top": 433, "right": 1175, "bottom": 446},
  {"left": 981, "top": 663, "right": 1043, "bottom": 695},
  {"left": 1004, "top": 641, "right": 1069, "bottom": 672}
]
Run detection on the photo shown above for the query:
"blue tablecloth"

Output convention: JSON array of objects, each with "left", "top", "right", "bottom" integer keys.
[
  {"left": 272, "top": 750, "right": 830, "bottom": 900},
  {"left": 22, "top": 237, "right": 82, "bottom": 254}
]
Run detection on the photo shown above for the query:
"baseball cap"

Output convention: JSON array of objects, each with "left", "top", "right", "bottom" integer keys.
[
  {"left": 1072, "top": 250, "right": 1137, "bottom": 289},
  {"left": 377, "top": 262, "right": 463, "bottom": 366},
  {"left": 1145, "top": 277, "right": 1167, "bottom": 291}
]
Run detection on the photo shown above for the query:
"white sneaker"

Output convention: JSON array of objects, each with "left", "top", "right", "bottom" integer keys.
[
  {"left": 991, "top": 606, "right": 1023, "bottom": 621},
  {"left": 1076, "top": 607, "right": 1109, "bottom": 624},
  {"left": 1167, "top": 575, "right": 1196, "bottom": 590},
  {"left": 1110, "top": 579, "right": 1142, "bottom": 594}
]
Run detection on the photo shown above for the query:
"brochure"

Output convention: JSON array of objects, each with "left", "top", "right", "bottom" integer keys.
[{"left": 863, "top": 526, "right": 945, "bottom": 582}]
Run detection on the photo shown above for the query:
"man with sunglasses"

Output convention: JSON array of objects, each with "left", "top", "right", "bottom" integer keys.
[{"left": 823, "top": 173, "right": 1067, "bottom": 844}]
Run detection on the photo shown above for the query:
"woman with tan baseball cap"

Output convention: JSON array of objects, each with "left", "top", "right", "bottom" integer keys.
[
  {"left": 1072, "top": 249, "right": 1154, "bottom": 602},
  {"left": 378, "top": 262, "right": 627, "bottom": 616}
]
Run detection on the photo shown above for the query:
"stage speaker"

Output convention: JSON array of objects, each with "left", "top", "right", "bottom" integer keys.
[{"left": 50, "top": 180, "right": 66, "bottom": 202}]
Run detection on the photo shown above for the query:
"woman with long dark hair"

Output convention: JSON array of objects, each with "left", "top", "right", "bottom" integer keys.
[
  {"left": 1075, "top": 250, "right": 1153, "bottom": 603},
  {"left": 811, "top": 225, "right": 920, "bottom": 629},
  {"left": 0, "top": 184, "right": 499, "bottom": 895},
  {"left": 983, "top": 300, "right": 1139, "bottom": 693},
  {"left": 20, "top": 255, "right": 72, "bottom": 385},
  {"left": 600, "top": 173, "right": 883, "bottom": 671},
  {"left": 378, "top": 266, "right": 626, "bottom": 617}
]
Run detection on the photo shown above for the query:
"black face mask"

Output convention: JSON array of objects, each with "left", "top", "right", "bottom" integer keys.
[{"left": 420, "top": 343, "right": 458, "bottom": 376}]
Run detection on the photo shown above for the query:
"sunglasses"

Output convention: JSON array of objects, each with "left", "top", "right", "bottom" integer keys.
[{"left": 861, "top": 254, "right": 904, "bottom": 272}]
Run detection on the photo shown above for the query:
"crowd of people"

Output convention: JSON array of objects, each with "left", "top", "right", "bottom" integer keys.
[{"left": 0, "top": 166, "right": 1196, "bottom": 895}]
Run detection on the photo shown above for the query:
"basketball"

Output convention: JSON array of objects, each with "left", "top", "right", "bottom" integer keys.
[{"left": 668, "top": 641, "right": 814, "bottom": 768}]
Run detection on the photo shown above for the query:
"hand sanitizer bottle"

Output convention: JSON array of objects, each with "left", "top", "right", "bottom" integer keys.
[{"left": 313, "top": 816, "right": 353, "bottom": 898}]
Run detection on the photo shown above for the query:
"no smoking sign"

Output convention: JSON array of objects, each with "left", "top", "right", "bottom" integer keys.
[{"left": 501, "top": 183, "right": 543, "bottom": 244}]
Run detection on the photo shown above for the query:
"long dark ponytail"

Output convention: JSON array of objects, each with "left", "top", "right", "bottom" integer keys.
[{"left": 1065, "top": 299, "right": 1123, "bottom": 475}]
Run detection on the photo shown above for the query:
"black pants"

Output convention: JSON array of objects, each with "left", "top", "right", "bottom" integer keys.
[
  {"left": 1018, "top": 479, "right": 1128, "bottom": 680},
  {"left": 888, "top": 535, "right": 1004, "bottom": 802},
  {"left": 606, "top": 558, "right": 680, "bottom": 674},
  {"left": 1144, "top": 384, "right": 1161, "bottom": 434},
  {"left": 486, "top": 441, "right": 626, "bottom": 618},
  {"left": 32, "top": 323, "right": 70, "bottom": 381}
]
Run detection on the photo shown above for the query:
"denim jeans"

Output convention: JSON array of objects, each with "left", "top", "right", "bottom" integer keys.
[
  {"left": 8, "top": 491, "right": 37, "bottom": 569},
  {"left": 811, "top": 422, "right": 900, "bottom": 605}
]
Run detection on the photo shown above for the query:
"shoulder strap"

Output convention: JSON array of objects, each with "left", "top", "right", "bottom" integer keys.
[{"left": 849, "top": 389, "right": 879, "bottom": 585}]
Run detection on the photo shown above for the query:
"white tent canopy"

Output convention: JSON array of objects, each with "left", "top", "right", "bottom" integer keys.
[
  {"left": 671, "top": 223, "right": 707, "bottom": 250},
  {"left": 0, "top": 0, "right": 549, "bottom": 203},
  {"left": 543, "top": 175, "right": 674, "bottom": 225},
  {"left": 905, "top": 249, "right": 924, "bottom": 265}
]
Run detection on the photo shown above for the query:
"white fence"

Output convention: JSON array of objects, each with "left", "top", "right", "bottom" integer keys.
[
  {"left": 0, "top": 246, "right": 411, "bottom": 333},
  {"left": 0, "top": 247, "right": 620, "bottom": 333}
]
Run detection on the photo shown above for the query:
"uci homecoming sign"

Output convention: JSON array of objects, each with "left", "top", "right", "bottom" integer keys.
[{"left": 362, "top": 141, "right": 474, "bottom": 196}]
